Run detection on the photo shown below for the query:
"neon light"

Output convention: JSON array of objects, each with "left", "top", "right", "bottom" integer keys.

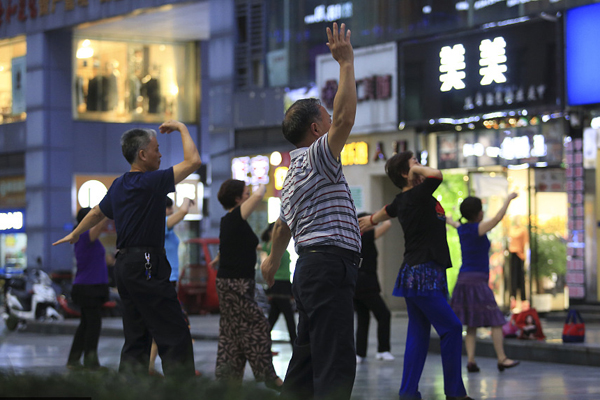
[
  {"left": 479, "top": 37, "right": 508, "bottom": 85},
  {"left": 439, "top": 44, "right": 466, "bottom": 92},
  {"left": 0, "top": 212, "right": 23, "bottom": 231}
]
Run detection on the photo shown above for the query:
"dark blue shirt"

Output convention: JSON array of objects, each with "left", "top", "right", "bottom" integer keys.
[
  {"left": 457, "top": 222, "right": 491, "bottom": 275},
  {"left": 99, "top": 167, "right": 175, "bottom": 249}
]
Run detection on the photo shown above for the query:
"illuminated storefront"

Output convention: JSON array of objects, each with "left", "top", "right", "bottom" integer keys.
[
  {"left": 399, "top": 15, "right": 571, "bottom": 310},
  {"left": 0, "top": 176, "right": 26, "bottom": 270},
  {"left": 0, "top": 0, "right": 209, "bottom": 271}
]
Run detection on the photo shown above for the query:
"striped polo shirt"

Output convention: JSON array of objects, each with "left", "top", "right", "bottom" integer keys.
[{"left": 280, "top": 133, "right": 361, "bottom": 254}]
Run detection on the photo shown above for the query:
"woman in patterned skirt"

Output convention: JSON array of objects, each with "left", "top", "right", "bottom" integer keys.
[
  {"left": 447, "top": 194, "right": 520, "bottom": 373},
  {"left": 212, "top": 179, "right": 282, "bottom": 390}
]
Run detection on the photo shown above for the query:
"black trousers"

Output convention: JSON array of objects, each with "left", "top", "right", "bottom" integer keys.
[
  {"left": 353, "top": 292, "right": 391, "bottom": 357},
  {"left": 67, "top": 306, "right": 103, "bottom": 367},
  {"left": 282, "top": 251, "right": 358, "bottom": 400},
  {"left": 509, "top": 252, "right": 526, "bottom": 301},
  {"left": 115, "top": 251, "right": 195, "bottom": 377},
  {"left": 267, "top": 280, "right": 297, "bottom": 347}
]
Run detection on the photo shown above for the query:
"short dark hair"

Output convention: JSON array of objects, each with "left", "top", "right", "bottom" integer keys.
[
  {"left": 460, "top": 196, "right": 482, "bottom": 222},
  {"left": 385, "top": 151, "right": 414, "bottom": 189},
  {"left": 217, "top": 179, "right": 246, "bottom": 210},
  {"left": 261, "top": 222, "right": 275, "bottom": 242},
  {"left": 165, "top": 196, "right": 174, "bottom": 208},
  {"left": 76, "top": 207, "right": 91, "bottom": 224},
  {"left": 120, "top": 128, "right": 157, "bottom": 165},
  {"left": 282, "top": 98, "right": 322, "bottom": 146}
]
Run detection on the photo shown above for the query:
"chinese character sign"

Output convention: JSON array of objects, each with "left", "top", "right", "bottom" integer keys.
[
  {"left": 402, "top": 19, "right": 559, "bottom": 122},
  {"left": 231, "top": 155, "right": 270, "bottom": 186},
  {"left": 439, "top": 44, "right": 466, "bottom": 92},
  {"left": 479, "top": 37, "right": 507, "bottom": 85},
  {"left": 341, "top": 142, "right": 368, "bottom": 166}
]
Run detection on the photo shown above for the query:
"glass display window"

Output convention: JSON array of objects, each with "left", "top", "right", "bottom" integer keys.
[
  {"left": 0, "top": 36, "right": 27, "bottom": 125},
  {"left": 73, "top": 38, "right": 197, "bottom": 123}
]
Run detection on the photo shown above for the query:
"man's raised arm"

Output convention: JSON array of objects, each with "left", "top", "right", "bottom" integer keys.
[
  {"left": 326, "top": 22, "right": 356, "bottom": 159},
  {"left": 159, "top": 120, "right": 202, "bottom": 184}
]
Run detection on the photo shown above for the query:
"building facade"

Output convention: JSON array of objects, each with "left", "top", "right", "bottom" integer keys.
[{"left": 2, "top": 0, "right": 600, "bottom": 308}]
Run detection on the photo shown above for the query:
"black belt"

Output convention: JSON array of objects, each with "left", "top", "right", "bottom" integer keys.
[
  {"left": 298, "top": 245, "right": 362, "bottom": 265},
  {"left": 117, "top": 247, "right": 165, "bottom": 256}
]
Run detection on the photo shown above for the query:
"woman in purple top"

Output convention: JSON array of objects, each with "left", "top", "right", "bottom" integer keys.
[
  {"left": 67, "top": 207, "right": 110, "bottom": 370},
  {"left": 447, "top": 194, "right": 520, "bottom": 373}
]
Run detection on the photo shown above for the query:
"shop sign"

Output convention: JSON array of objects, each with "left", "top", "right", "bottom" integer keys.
[
  {"left": 0, "top": 0, "right": 115, "bottom": 27},
  {"left": 304, "top": 2, "right": 352, "bottom": 25},
  {"left": 273, "top": 167, "right": 288, "bottom": 191},
  {"left": 401, "top": 18, "right": 560, "bottom": 123},
  {"left": 317, "top": 42, "right": 397, "bottom": 134},
  {"left": 231, "top": 152, "right": 291, "bottom": 198},
  {"left": 232, "top": 155, "right": 270, "bottom": 186},
  {"left": 0, "top": 175, "right": 25, "bottom": 208},
  {"left": 565, "top": 137, "right": 585, "bottom": 299},
  {"left": 341, "top": 141, "right": 368, "bottom": 166},
  {"left": 0, "top": 209, "right": 25, "bottom": 233}
]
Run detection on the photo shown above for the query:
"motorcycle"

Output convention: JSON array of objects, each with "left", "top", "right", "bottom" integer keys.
[
  {"left": 50, "top": 270, "right": 122, "bottom": 319},
  {"left": 2, "top": 267, "right": 63, "bottom": 331}
]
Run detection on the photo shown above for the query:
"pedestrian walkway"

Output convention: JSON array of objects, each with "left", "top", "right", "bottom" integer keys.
[
  {"left": 16, "top": 309, "right": 600, "bottom": 367},
  {"left": 2, "top": 313, "right": 600, "bottom": 399}
]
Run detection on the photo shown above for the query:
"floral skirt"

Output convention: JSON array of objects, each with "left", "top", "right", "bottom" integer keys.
[
  {"left": 450, "top": 271, "right": 506, "bottom": 327},
  {"left": 392, "top": 261, "right": 448, "bottom": 298}
]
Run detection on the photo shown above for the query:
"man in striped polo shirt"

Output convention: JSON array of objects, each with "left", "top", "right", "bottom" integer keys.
[{"left": 261, "top": 22, "right": 361, "bottom": 400}]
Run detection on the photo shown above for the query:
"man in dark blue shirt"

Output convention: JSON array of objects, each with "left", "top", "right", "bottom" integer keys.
[{"left": 54, "top": 120, "right": 201, "bottom": 376}]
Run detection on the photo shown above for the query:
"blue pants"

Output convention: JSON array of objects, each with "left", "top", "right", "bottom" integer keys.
[{"left": 400, "top": 292, "right": 466, "bottom": 400}]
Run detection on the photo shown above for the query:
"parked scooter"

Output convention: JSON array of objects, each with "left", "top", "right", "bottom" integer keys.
[{"left": 2, "top": 267, "right": 63, "bottom": 330}]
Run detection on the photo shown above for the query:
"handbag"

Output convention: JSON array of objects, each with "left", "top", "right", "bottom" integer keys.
[
  {"left": 502, "top": 317, "right": 519, "bottom": 338},
  {"left": 562, "top": 309, "right": 585, "bottom": 343}
]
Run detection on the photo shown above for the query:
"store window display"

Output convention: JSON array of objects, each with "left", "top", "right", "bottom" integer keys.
[
  {"left": 0, "top": 37, "right": 27, "bottom": 125},
  {"left": 73, "top": 39, "right": 197, "bottom": 123}
]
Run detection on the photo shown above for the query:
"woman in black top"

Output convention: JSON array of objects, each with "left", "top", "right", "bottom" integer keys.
[
  {"left": 213, "top": 179, "right": 282, "bottom": 390},
  {"left": 354, "top": 212, "right": 393, "bottom": 363},
  {"left": 360, "top": 151, "right": 472, "bottom": 400}
]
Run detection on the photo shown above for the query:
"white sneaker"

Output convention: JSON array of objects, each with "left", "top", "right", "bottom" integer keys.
[
  {"left": 376, "top": 351, "right": 395, "bottom": 361},
  {"left": 356, "top": 355, "right": 365, "bottom": 364}
]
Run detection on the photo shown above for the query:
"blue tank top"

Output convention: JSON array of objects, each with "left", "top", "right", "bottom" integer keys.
[{"left": 457, "top": 222, "right": 491, "bottom": 274}]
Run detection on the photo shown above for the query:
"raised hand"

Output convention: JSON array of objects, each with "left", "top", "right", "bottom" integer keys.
[
  {"left": 326, "top": 22, "right": 353, "bottom": 66},
  {"left": 159, "top": 120, "right": 183, "bottom": 134}
]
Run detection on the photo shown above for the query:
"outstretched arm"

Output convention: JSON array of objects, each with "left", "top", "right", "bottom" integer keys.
[
  {"left": 478, "top": 192, "right": 518, "bottom": 236},
  {"left": 374, "top": 220, "right": 392, "bottom": 239},
  {"left": 240, "top": 184, "right": 266, "bottom": 220},
  {"left": 89, "top": 217, "right": 110, "bottom": 242},
  {"left": 359, "top": 206, "right": 392, "bottom": 233},
  {"left": 167, "top": 198, "right": 193, "bottom": 229},
  {"left": 446, "top": 215, "right": 460, "bottom": 229},
  {"left": 160, "top": 120, "right": 202, "bottom": 184},
  {"left": 261, "top": 218, "right": 292, "bottom": 287},
  {"left": 326, "top": 23, "right": 356, "bottom": 159},
  {"left": 53, "top": 205, "right": 106, "bottom": 245}
]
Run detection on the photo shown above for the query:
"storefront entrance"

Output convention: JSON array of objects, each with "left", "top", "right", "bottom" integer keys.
[{"left": 441, "top": 167, "right": 568, "bottom": 311}]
